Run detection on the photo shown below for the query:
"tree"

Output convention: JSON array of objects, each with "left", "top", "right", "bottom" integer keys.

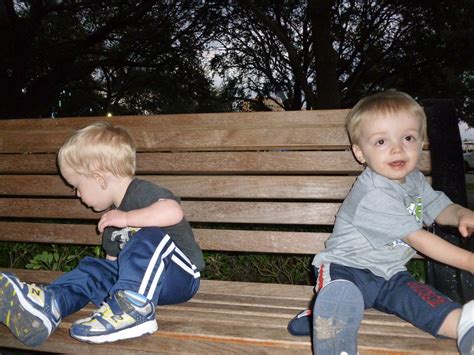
[
  {"left": 211, "top": 0, "right": 316, "bottom": 111},
  {"left": 210, "top": 0, "right": 473, "bottom": 122},
  {"left": 0, "top": 0, "right": 227, "bottom": 118},
  {"left": 2, "top": 1, "right": 472, "bottom": 120}
]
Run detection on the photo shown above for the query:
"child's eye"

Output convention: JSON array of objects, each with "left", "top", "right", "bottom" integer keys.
[
  {"left": 375, "top": 139, "right": 385, "bottom": 146},
  {"left": 405, "top": 135, "right": 416, "bottom": 142}
]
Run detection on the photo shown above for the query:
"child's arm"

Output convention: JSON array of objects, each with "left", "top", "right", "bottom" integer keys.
[
  {"left": 404, "top": 202, "right": 474, "bottom": 274},
  {"left": 97, "top": 199, "right": 184, "bottom": 233},
  {"left": 404, "top": 229, "right": 474, "bottom": 274},
  {"left": 434, "top": 203, "right": 474, "bottom": 238}
]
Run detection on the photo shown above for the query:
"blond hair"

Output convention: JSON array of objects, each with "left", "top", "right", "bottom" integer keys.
[
  {"left": 346, "top": 90, "right": 426, "bottom": 145},
  {"left": 58, "top": 122, "right": 136, "bottom": 177}
]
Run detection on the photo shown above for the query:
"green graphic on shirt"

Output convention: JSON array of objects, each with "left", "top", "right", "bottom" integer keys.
[
  {"left": 414, "top": 196, "right": 423, "bottom": 222},
  {"left": 407, "top": 195, "right": 423, "bottom": 223}
]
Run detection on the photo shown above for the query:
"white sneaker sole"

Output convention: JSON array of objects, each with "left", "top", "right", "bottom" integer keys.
[
  {"left": 313, "top": 279, "right": 364, "bottom": 355},
  {"left": 0, "top": 273, "right": 53, "bottom": 346},
  {"left": 70, "top": 319, "right": 158, "bottom": 344}
]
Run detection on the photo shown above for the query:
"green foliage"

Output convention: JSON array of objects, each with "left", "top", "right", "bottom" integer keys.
[
  {"left": 25, "top": 245, "right": 102, "bottom": 272},
  {"left": 202, "top": 252, "right": 313, "bottom": 285},
  {"left": 407, "top": 259, "right": 427, "bottom": 283},
  {"left": 0, "top": 242, "right": 427, "bottom": 284},
  {"left": 203, "top": 252, "right": 428, "bottom": 284},
  {"left": 0, "top": 242, "right": 103, "bottom": 272},
  {"left": 0, "top": 242, "right": 38, "bottom": 269}
]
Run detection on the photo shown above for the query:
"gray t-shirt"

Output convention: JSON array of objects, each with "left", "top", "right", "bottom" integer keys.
[
  {"left": 312, "top": 168, "right": 452, "bottom": 279},
  {"left": 103, "top": 178, "right": 205, "bottom": 271}
]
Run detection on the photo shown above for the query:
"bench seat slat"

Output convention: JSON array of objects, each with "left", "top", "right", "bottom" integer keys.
[{"left": 0, "top": 326, "right": 308, "bottom": 354}]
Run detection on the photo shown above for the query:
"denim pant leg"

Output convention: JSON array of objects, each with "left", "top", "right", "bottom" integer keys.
[
  {"left": 47, "top": 256, "right": 119, "bottom": 318},
  {"left": 314, "top": 263, "right": 381, "bottom": 309},
  {"left": 109, "top": 227, "right": 200, "bottom": 306},
  {"left": 374, "top": 271, "right": 461, "bottom": 337}
]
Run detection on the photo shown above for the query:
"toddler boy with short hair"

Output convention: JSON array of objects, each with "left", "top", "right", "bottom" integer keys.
[{"left": 0, "top": 122, "right": 204, "bottom": 346}]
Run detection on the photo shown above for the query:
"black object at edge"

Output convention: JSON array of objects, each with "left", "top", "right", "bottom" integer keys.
[{"left": 423, "top": 99, "right": 473, "bottom": 303}]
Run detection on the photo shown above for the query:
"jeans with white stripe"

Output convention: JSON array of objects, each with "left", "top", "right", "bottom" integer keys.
[{"left": 47, "top": 227, "right": 200, "bottom": 318}]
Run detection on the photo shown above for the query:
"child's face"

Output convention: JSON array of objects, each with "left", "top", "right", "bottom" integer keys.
[
  {"left": 351, "top": 112, "right": 423, "bottom": 183},
  {"left": 60, "top": 164, "right": 114, "bottom": 212}
]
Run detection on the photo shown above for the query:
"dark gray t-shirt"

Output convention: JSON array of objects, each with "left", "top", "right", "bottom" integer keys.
[
  {"left": 103, "top": 178, "right": 205, "bottom": 271},
  {"left": 312, "top": 168, "right": 452, "bottom": 279}
]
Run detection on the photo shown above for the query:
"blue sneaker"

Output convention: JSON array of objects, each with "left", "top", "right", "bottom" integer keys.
[
  {"left": 70, "top": 290, "right": 157, "bottom": 343},
  {"left": 0, "top": 272, "right": 61, "bottom": 347},
  {"left": 288, "top": 309, "right": 312, "bottom": 336},
  {"left": 458, "top": 300, "right": 474, "bottom": 355},
  {"left": 312, "top": 279, "right": 364, "bottom": 355}
]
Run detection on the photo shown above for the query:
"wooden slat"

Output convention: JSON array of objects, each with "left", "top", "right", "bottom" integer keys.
[
  {"left": 0, "top": 110, "right": 349, "bottom": 129},
  {"left": 0, "top": 150, "right": 432, "bottom": 174},
  {"left": 0, "top": 329, "right": 307, "bottom": 355},
  {"left": 0, "top": 153, "right": 57, "bottom": 174},
  {"left": 0, "top": 175, "right": 356, "bottom": 199},
  {"left": 184, "top": 201, "right": 339, "bottom": 224},
  {"left": 0, "top": 198, "right": 340, "bottom": 224},
  {"left": 1, "top": 115, "right": 351, "bottom": 153},
  {"left": 0, "top": 222, "right": 328, "bottom": 254},
  {"left": 196, "top": 230, "right": 328, "bottom": 254},
  {"left": 0, "top": 126, "right": 350, "bottom": 153},
  {"left": 0, "top": 174, "right": 433, "bottom": 200}
]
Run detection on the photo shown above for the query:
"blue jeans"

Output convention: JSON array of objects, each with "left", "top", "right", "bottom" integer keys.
[
  {"left": 48, "top": 227, "right": 200, "bottom": 317},
  {"left": 314, "top": 263, "right": 460, "bottom": 337}
]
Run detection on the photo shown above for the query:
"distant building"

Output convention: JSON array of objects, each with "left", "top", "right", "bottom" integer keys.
[
  {"left": 460, "top": 121, "right": 474, "bottom": 152},
  {"left": 242, "top": 97, "right": 285, "bottom": 112}
]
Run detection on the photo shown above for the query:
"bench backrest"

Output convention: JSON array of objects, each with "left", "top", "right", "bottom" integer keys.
[{"left": 0, "top": 111, "right": 432, "bottom": 255}]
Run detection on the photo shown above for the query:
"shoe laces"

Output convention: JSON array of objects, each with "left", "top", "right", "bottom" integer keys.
[{"left": 20, "top": 280, "right": 42, "bottom": 290}]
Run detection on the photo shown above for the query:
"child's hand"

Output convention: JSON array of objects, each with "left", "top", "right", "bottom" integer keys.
[
  {"left": 98, "top": 210, "right": 128, "bottom": 233},
  {"left": 458, "top": 212, "right": 474, "bottom": 238}
]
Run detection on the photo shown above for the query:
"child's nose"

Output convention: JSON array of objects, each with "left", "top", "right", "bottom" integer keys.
[{"left": 391, "top": 143, "right": 402, "bottom": 154}]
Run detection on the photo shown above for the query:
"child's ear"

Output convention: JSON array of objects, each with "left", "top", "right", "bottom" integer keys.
[
  {"left": 92, "top": 171, "right": 107, "bottom": 189},
  {"left": 352, "top": 144, "right": 366, "bottom": 164}
]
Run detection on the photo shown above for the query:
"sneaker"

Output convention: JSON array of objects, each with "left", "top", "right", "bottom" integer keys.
[
  {"left": 0, "top": 272, "right": 61, "bottom": 347},
  {"left": 70, "top": 290, "right": 158, "bottom": 343},
  {"left": 458, "top": 300, "right": 474, "bottom": 355},
  {"left": 312, "top": 279, "right": 364, "bottom": 355},
  {"left": 288, "top": 309, "right": 312, "bottom": 336}
]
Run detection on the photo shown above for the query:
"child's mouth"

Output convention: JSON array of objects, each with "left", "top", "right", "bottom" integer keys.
[{"left": 389, "top": 160, "right": 406, "bottom": 168}]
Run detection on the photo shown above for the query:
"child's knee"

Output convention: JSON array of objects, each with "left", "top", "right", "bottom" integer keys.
[{"left": 437, "top": 308, "right": 461, "bottom": 339}]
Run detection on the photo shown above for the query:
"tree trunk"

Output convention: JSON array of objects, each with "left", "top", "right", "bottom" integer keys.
[{"left": 309, "top": 0, "right": 341, "bottom": 109}]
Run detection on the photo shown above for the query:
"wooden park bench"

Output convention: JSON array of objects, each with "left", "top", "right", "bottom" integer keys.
[{"left": 0, "top": 101, "right": 468, "bottom": 354}]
